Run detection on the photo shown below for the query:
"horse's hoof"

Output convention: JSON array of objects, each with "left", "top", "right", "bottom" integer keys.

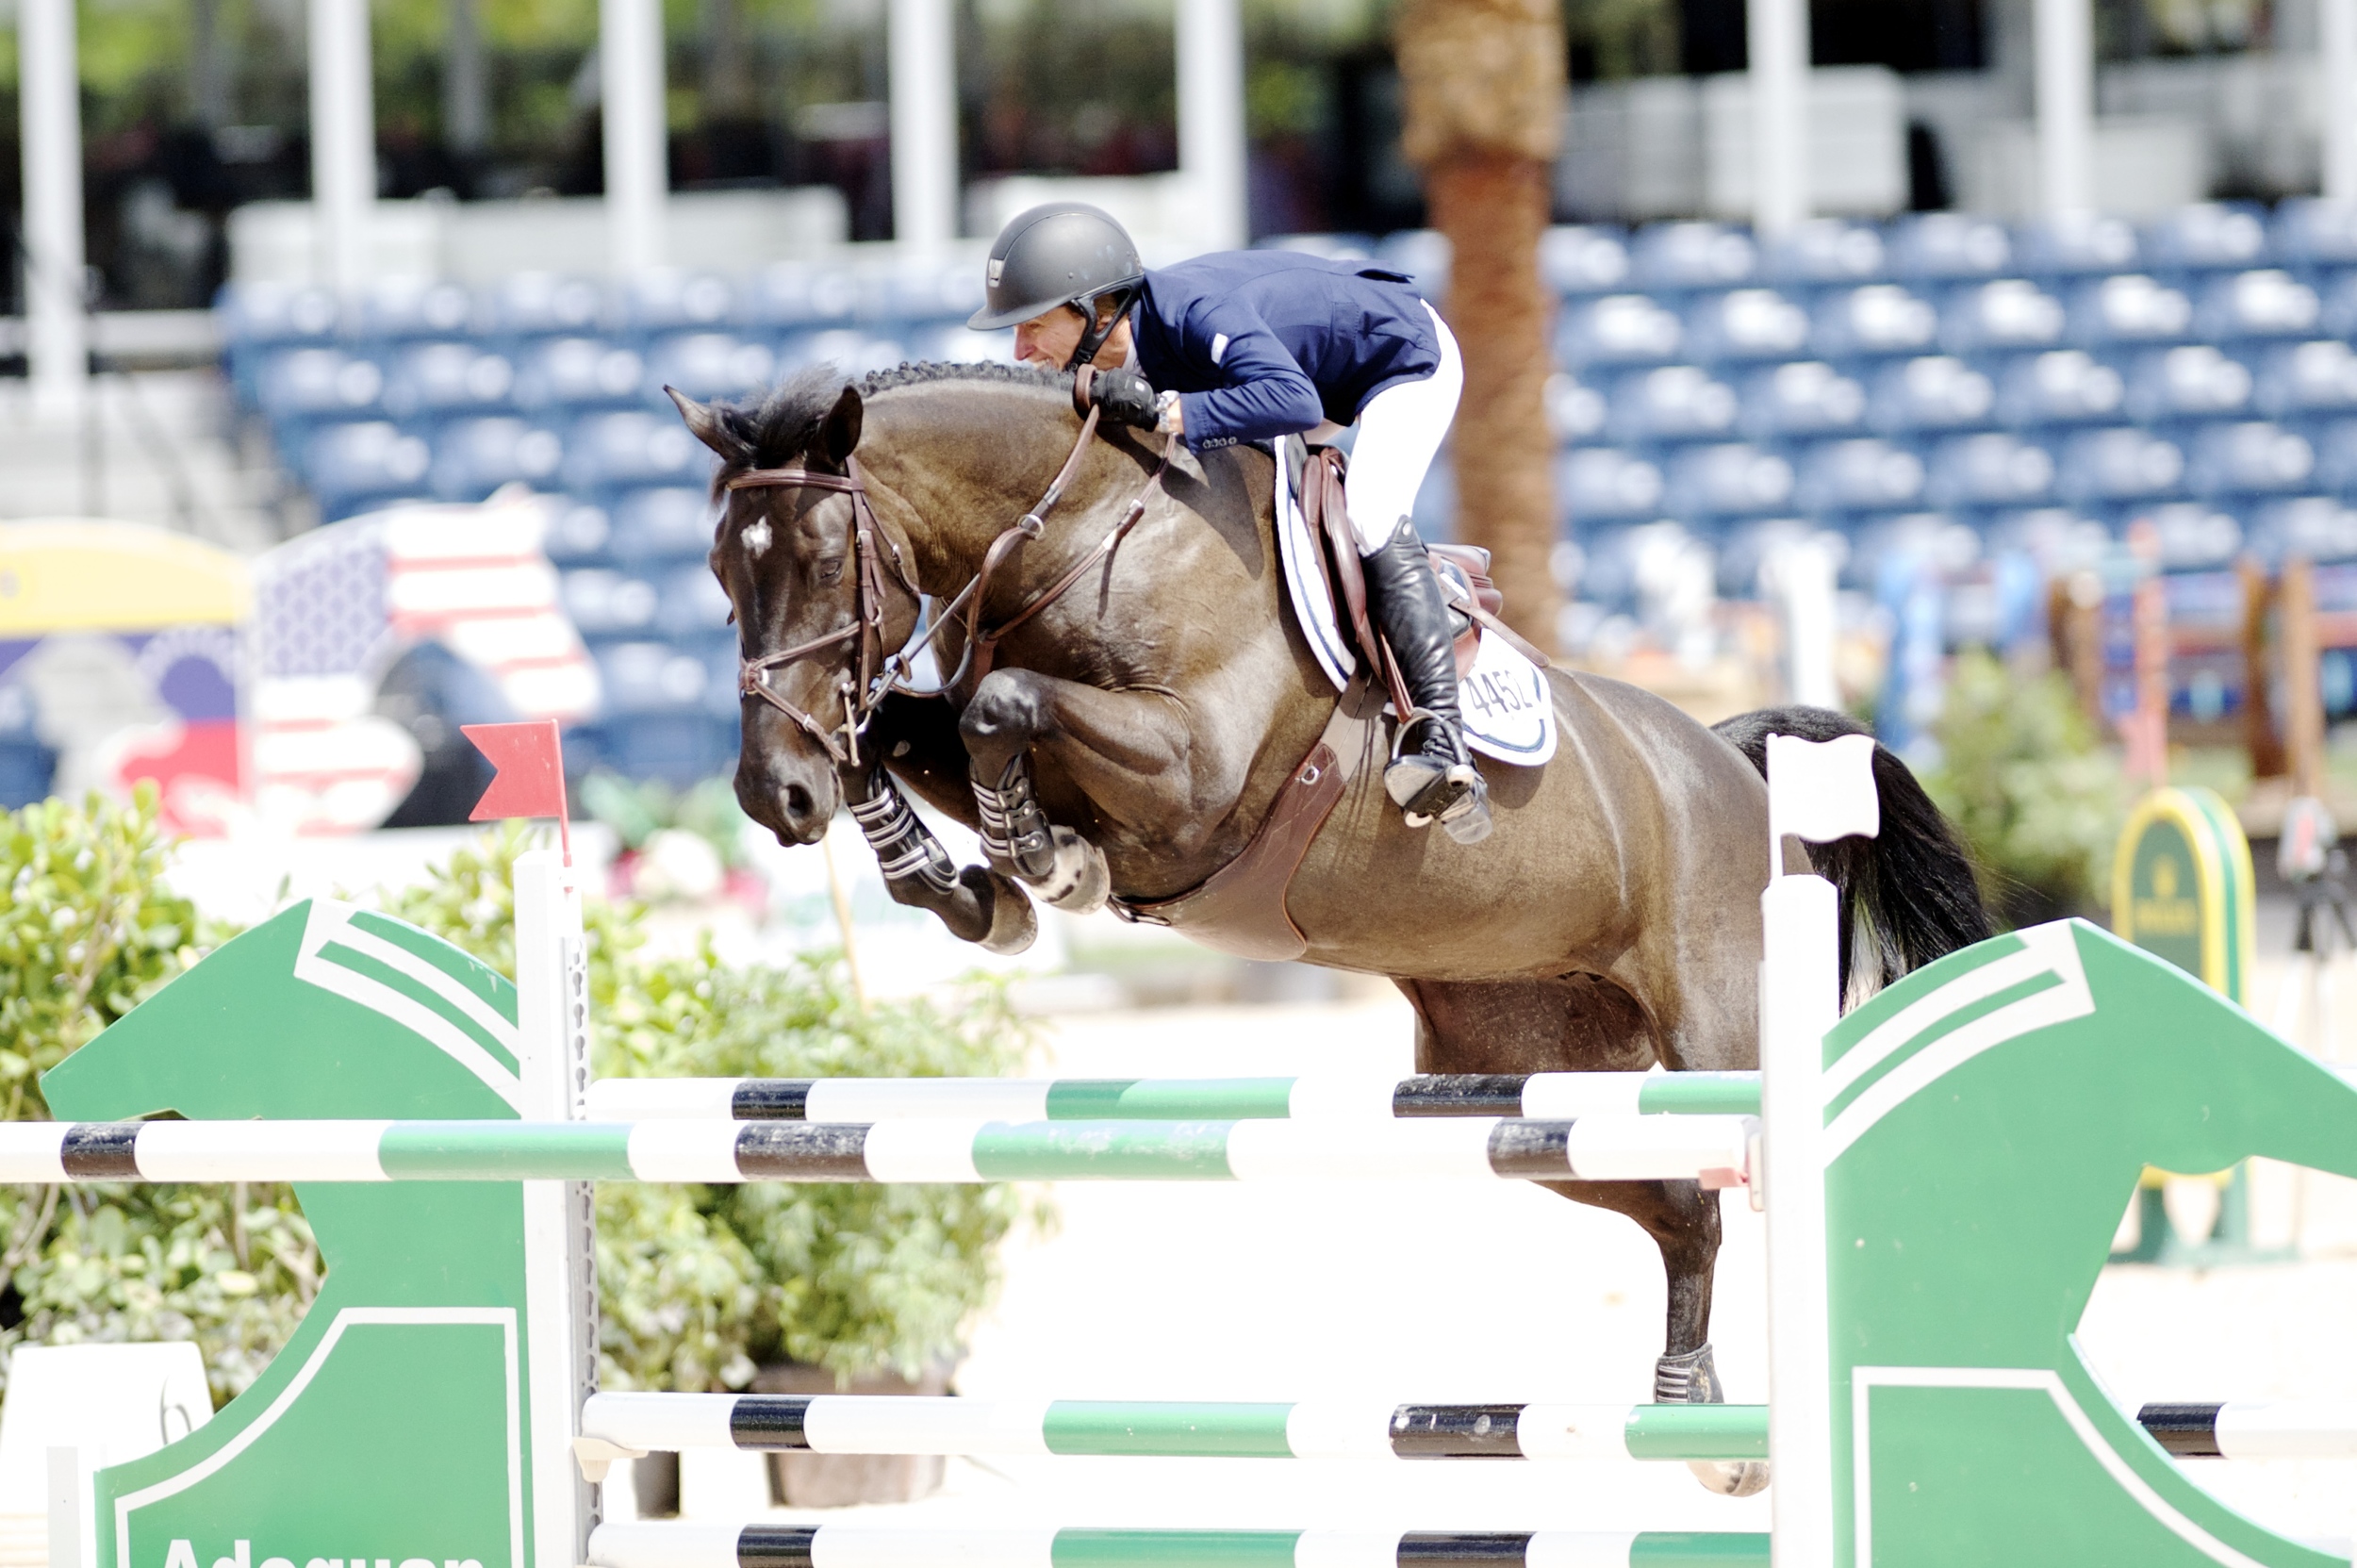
[
  {"left": 976, "top": 871, "right": 1038, "bottom": 956},
  {"left": 1036, "top": 828, "right": 1110, "bottom": 915},
  {"left": 1688, "top": 1459, "right": 1772, "bottom": 1497}
]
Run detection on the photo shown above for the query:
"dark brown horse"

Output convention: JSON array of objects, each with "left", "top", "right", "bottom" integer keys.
[{"left": 671, "top": 361, "right": 1990, "bottom": 1494}]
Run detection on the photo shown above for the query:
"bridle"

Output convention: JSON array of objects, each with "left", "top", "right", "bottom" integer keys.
[{"left": 721, "top": 370, "right": 1174, "bottom": 769}]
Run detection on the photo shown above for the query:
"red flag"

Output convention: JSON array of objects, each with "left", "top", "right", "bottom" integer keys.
[{"left": 463, "top": 721, "right": 570, "bottom": 861}]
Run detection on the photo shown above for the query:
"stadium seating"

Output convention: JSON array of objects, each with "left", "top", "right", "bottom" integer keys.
[{"left": 214, "top": 199, "right": 2357, "bottom": 779}]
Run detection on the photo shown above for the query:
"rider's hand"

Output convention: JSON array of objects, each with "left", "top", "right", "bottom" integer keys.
[{"left": 1089, "top": 367, "right": 1162, "bottom": 431}]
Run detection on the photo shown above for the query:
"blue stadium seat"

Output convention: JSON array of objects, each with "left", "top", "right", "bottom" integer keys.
[
  {"left": 1992, "top": 350, "right": 2125, "bottom": 426},
  {"left": 777, "top": 327, "right": 913, "bottom": 378},
  {"left": 1661, "top": 443, "right": 1797, "bottom": 518},
  {"left": 906, "top": 321, "right": 1014, "bottom": 366},
  {"left": 574, "top": 713, "right": 738, "bottom": 785},
  {"left": 304, "top": 421, "right": 433, "bottom": 518},
  {"left": 644, "top": 331, "right": 777, "bottom": 403},
  {"left": 561, "top": 569, "right": 661, "bottom": 638},
  {"left": 543, "top": 502, "right": 616, "bottom": 567},
  {"left": 2273, "top": 199, "right": 2357, "bottom": 269},
  {"left": 564, "top": 410, "right": 711, "bottom": 491},
  {"left": 1760, "top": 220, "right": 1886, "bottom": 287},
  {"left": 2193, "top": 269, "right": 2322, "bottom": 341},
  {"left": 1545, "top": 373, "right": 1608, "bottom": 445},
  {"left": 882, "top": 255, "right": 989, "bottom": 323},
  {"left": 606, "top": 487, "right": 717, "bottom": 564},
  {"left": 2184, "top": 421, "right": 2316, "bottom": 496},
  {"left": 1681, "top": 289, "right": 1810, "bottom": 363},
  {"left": 256, "top": 346, "right": 385, "bottom": 422},
  {"left": 1864, "top": 355, "right": 1995, "bottom": 433},
  {"left": 1374, "top": 230, "right": 1450, "bottom": 297},
  {"left": 2137, "top": 502, "right": 2246, "bottom": 569},
  {"left": 1885, "top": 214, "right": 2012, "bottom": 281},
  {"left": 2140, "top": 204, "right": 2271, "bottom": 274},
  {"left": 1736, "top": 361, "right": 1865, "bottom": 439},
  {"left": 2064, "top": 272, "right": 2193, "bottom": 346},
  {"left": 2301, "top": 418, "right": 2357, "bottom": 494},
  {"left": 218, "top": 281, "right": 339, "bottom": 348},
  {"left": 383, "top": 341, "right": 517, "bottom": 420},
  {"left": 1926, "top": 433, "right": 2057, "bottom": 509},
  {"left": 515, "top": 337, "right": 648, "bottom": 411},
  {"left": 1556, "top": 448, "right": 1667, "bottom": 520},
  {"left": 361, "top": 277, "right": 479, "bottom": 340},
  {"left": 2055, "top": 427, "right": 2185, "bottom": 503},
  {"left": 1602, "top": 366, "right": 1740, "bottom": 444},
  {"left": 1811, "top": 285, "right": 1939, "bottom": 359},
  {"left": 618, "top": 269, "right": 737, "bottom": 333},
  {"left": 2015, "top": 213, "right": 2140, "bottom": 276},
  {"left": 430, "top": 417, "right": 563, "bottom": 501},
  {"left": 594, "top": 640, "right": 716, "bottom": 715},
  {"left": 656, "top": 565, "right": 732, "bottom": 639},
  {"left": 486, "top": 272, "right": 606, "bottom": 337},
  {"left": 744, "top": 262, "right": 862, "bottom": 330},
  {"left": 1628, "top": 223, "right": 1756, "bottom": 291},
  {"left": 2121, "top": 344, "right": 2254, "bottom": 421},
  {"left": 2250, "top": 494, "right": 2357, "bottom": 562},
  {"left": 1792, "top": 438, "right": 1927, "bottom": 514},
  {"left": 1938, "top": 278, "right": 2067, "bottom": 355},
  {"left": 1540, "top": 226, "right": 1633, "bottom": 295},
  {"left": 2253, "top": 340, "right": 2357, "bottom": 418}
]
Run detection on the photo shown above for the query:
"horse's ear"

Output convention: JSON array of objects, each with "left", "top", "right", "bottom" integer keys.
[
  {"left": 666, "top": 385, "right": 753, "bottom": 464},
  {"left": 820, "top": 385, "right": 864, "bottom": 466}
]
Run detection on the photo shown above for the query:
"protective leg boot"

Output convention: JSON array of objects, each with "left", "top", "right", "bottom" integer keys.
[
  {"left": 1655, "top": 1344, "right": 1772, "bottom": 1498},
  {"left": 1361, "top": 518, "right": 1491, "bottom": 845}
]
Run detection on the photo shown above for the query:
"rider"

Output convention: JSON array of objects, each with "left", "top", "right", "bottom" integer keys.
[{"left": 967, "top": 201, "right": 1491, "bottom": 845}]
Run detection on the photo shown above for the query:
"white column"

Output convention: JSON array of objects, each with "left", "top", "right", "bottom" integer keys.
[
  {"left": 888, "top": 0, "right": 958, "bottom": 248},
  {"left": 446, "top": 0, "right": 489, "bottom": 155},
  {"left": 2035, "top": 0, "right": 2094, "bottom": 214},
  {"left": 1767, "top": 536, "right": 1840, "bottom": 710},
  {"left": 18, "top": 0, "right": 87, "bottom": 418},
  {"left": 1746, "top": 0, "right": 1809, "bottom": 238},
  {"left": 308, "top": 0, "right": 376, "bottom": 296},
  {"left": 2326, "top": 0, "right": 2357, "bottom": 203},
  {"left": 601, "top": 0, "right": 669, "bottom": 273},
  {"left": 1761, "top": 870, "right": 1838, "bottom": 1568},
  {"left": 1177, "top": 0, "right": 1247, "bottom": 252}
]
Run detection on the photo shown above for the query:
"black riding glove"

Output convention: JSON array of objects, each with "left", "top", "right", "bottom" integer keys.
[{"left": 1088, "top": 367, "right": 1162, "bottom": 431}]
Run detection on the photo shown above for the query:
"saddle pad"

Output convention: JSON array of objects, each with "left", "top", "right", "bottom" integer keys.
[{"left": 1274, "top": 449, "right": 1557, "bottom": 767}]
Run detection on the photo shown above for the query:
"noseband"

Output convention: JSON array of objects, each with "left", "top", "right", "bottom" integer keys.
[{"left": 722, "top": 373, "right": 1174, "bottom": 770}]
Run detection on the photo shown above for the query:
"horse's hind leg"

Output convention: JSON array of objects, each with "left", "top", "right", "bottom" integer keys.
[{"left": 1402, "top": 974, "right": 1769, "bottom": 1498}]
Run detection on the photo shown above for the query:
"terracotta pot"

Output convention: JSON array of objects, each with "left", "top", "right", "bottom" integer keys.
[{"left": 752, "top": 1362, "right": 953, "bottom": 1508}]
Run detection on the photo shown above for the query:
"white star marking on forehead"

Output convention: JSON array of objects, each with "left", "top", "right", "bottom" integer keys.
[{"left": 742, "top": 519, "right": 772, "bottom": 557}]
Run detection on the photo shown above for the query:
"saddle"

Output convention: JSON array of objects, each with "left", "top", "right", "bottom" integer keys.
[{"left": 1283, "top": 439, "right": 1547, "bottom": 706}]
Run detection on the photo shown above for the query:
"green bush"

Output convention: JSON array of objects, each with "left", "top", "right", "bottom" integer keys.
[
  {"left": 1922, "top": 649, "right": 2127, "bottom": 923},
  {"left": 0, "top": 802, "right": 1036, "bottom": 1403},
  {"left": 0, "top": 789, "right": 319, "bottom": 1401},
  {"left": 375, "top": 828, "right": 1040, "bottom": 1390}
]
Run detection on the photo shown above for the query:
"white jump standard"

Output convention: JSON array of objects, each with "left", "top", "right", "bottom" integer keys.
[
  {"left": 0, "top": 1114, "right": 1756, "bottom": 1186},
  {"left": 585, "top": 1071, "right": 1766, "bottom": 1122}
]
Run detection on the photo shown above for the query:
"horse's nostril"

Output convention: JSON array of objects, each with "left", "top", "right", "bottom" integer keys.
[{"left": 783, "top": 783, "right": 815, "bottom": 823}]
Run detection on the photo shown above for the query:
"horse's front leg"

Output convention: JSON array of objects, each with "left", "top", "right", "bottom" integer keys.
[
  {"left": 841, "top": 766, "right": 1037, "bottom": 954},
  {"left": 960, "top": 668, "right": 1196, "bottom": 914}
]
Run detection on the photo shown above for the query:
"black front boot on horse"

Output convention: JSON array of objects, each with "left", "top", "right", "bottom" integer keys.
[{"left": 1362, "top": 518, "right": 1492, "bottom": 845}]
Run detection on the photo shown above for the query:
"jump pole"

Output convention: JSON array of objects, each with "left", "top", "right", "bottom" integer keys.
[{"left": 585, "top": 1526, "right": 1772, "bottom": 1568}]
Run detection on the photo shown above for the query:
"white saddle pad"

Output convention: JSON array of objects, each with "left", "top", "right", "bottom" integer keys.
[{"left": 1274, "top": 449, "right": 1557, "bottom": 767}]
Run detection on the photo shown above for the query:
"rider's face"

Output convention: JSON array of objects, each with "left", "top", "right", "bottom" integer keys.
[{"left": 1014, "top": 305, "right": 1089, "bottom": 370}]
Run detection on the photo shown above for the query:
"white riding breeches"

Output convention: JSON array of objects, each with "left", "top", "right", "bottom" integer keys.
[{"left": 1341, "top": 302, "right": 1463, "bottom": 555}]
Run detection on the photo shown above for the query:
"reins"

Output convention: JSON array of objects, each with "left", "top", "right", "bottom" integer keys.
[{"left": 723, "top": 370, "right": 1174, "bottom": 765}]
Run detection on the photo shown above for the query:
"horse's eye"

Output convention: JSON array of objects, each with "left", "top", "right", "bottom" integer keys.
[{"left": 816, "top": 557, "right": 845, "bottom": 585}]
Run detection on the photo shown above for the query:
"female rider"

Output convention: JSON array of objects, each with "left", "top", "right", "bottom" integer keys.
[{"left": 968, "top": 201, "right": 1490, "bottom": 846}]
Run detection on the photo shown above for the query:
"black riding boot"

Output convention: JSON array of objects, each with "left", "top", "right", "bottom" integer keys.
[{"left": 1362, "top": 518, "right": 1492, "bottom": 845}]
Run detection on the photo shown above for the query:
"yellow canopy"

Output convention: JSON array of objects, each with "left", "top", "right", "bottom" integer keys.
[{"left": 0, "top": 520, "right": 250, "bottom": 635}]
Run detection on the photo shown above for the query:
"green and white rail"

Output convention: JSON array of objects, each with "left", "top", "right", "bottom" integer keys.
[
  {"left": 0, "top": 1114, "right": 1755, "bottom": 1185},
  {"left": 584, "top": 1071, "right": 1764, "bottom": 1123},
  {"left": 583, "top": 1525, "right": 1771, "bottom": 1568},
  {"left": 578, "top": 1395, "right": 1771, "bottom": 1462}
]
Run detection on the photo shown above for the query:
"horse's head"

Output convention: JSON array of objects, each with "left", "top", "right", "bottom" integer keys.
[{"left": 670, "top": 371, "right": 919, "bottom": 845}]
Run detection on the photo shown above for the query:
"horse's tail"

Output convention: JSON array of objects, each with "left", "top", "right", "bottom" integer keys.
[{"left": 1711, "top": 704, "right": 1992, "bottom": 1005}]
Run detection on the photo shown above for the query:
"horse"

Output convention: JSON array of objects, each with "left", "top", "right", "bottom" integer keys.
[{"left": 668, "top": 360, "right": 1992, "bottom": 1494}]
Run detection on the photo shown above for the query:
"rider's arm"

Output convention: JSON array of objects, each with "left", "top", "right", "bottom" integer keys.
[{"left": 1171, "top": 303, "right": 1322, "bottom": 452}]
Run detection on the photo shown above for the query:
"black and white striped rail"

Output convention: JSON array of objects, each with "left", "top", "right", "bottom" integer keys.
[{"left": 2136, "top": 1402, "right": 2357, "bottom": 1459}]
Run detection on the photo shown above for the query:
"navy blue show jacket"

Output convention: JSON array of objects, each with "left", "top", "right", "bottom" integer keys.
[{"left": 1127, "top": 251, "right": 1443, "bottom": 454}]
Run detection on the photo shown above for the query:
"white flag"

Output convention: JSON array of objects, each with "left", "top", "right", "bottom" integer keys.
[{"left": 1766, "top": 732, "right": 1881, "bottom": 845}]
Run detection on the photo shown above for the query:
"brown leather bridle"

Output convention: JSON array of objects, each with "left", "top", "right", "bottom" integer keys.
[{"left": 720, "top": 370, "right": 1174, "bottom": 769}]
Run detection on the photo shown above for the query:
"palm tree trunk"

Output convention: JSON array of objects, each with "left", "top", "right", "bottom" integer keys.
[{"left": 1396, "top": 0, "right": 1565, "bottom": 657}]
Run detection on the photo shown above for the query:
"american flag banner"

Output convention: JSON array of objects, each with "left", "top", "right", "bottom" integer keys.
[{"left": 253, "top": 490, "right": 600, "bottom": 834}]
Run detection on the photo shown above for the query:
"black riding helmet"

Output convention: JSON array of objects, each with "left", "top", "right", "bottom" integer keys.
[{"left": 967, "top": 202, "right": 1145, "bottom": 370}]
